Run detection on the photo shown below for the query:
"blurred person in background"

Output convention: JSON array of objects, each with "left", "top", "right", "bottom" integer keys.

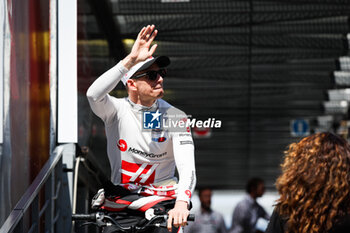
[
  {"left": 266, "top": 132, "right": 350, "bottom": 233},
  {"left": 185, "top": 187, "right": 228, "bottom": 233},
  {"left": 230, "top": 178, "right": 270, "bottom": 233}
]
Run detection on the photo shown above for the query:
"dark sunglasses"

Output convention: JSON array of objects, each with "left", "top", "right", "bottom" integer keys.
[{"left": 132, "top": 68, "right": 167, "bottom": 81}]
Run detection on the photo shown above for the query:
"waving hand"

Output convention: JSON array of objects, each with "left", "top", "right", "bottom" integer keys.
[{"left": 122, "top": 25, "right": 158, "bottom": 70}]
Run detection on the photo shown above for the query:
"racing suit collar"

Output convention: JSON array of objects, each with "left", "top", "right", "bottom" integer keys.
[{"left": 127, "top": 97, "right": 159, "bottom": 112}]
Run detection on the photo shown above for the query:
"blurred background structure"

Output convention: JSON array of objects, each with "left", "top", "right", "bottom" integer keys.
[
  {"left": 1, "top": 0, "right": 350, "bottom": 232},
  {"left": 78, "top": 0, "right": 350, "bottom": 188}
]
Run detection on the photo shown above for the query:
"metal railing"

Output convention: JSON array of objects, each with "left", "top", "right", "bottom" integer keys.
[{"left": 0, "top": 144, "right": 73, "bottom": 233}]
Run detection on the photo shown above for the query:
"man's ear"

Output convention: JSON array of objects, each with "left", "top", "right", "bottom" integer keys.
[{"left": 126, "top": 79, "right": 137, "bottom": 91}]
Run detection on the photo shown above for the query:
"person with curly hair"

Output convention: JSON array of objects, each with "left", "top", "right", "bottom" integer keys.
[{"left": 266, "top": 132, "right": 350, "bottom": 233}]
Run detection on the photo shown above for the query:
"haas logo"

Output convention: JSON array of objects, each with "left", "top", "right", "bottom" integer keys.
[
  {"left": 117, "top": 139, "right": 127, "bottom": 152},
  {"left": 121, "top": 161, "right": 158, "bottom": 184}
]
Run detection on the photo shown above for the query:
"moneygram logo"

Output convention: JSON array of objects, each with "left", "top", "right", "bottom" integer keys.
[{"left": 143, "top": 110, "right": 221, "bottom": 131}]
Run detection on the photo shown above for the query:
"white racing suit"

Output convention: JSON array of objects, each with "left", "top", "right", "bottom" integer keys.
[{"left": 87, "top": 61, "right": 196, "bottom": 231}]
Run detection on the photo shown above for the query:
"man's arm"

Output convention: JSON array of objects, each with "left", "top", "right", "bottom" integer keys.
[
  {"left": 230, "top": 202, "right": 251, "bottom": 233},
  {"left": 86, "top": 62, "right": 127, "bottom": 123},
  {"left": 167, "top": 127, "right": 196, "bottom": 232},
  {"left": 86, "top": 25, "right": 158, "bottom": 122}
]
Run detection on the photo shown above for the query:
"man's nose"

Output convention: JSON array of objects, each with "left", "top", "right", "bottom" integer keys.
[{"left": 157, "top": 73, "right": 164, "bottom": 82}]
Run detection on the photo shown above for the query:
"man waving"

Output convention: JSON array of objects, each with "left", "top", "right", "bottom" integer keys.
[{"left": 87, "top": 25, "right": 196, "bottom": 232}]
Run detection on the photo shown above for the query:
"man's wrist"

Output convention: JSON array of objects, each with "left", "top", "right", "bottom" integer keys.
[
  {"left": 122, "top": 54, "right": 138, "bottom": 70},
  {"left": 176, "top": 192, "right": 191, "bottom": 205},
  {"left": 175, "top": 200, "right": 189, "bottom": 209}
]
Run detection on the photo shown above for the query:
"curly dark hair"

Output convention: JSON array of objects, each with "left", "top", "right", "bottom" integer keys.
[{"left": 276, "top": 132, "right": 350, "bottom": 233}]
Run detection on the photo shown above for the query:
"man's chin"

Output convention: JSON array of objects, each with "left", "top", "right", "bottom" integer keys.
[
  {"left": 201, "top": 206, "right": 211, "bottom": 212},
  {"left": 155, "top": 90, "right": 164, "bottom": 98}
]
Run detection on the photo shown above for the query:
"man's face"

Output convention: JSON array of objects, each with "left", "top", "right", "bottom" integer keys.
[
  {"left": 199, "top": 189, "right": 212, "bottom": 211},
  {"left": 131, "top": 63, "right": 164, "bottom": 100},
  {"left": 255, "top": 182, "right": 265, "bottom": 198}
]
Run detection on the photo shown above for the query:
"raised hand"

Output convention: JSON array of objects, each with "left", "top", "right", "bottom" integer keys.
[{"left": 122, "top": 25, "right": 158, "bottom": 70}]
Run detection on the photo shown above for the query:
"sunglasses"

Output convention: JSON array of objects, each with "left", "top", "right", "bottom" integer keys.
[{"left": 132, "top": 68, "right": 167, "bottom": 81}]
